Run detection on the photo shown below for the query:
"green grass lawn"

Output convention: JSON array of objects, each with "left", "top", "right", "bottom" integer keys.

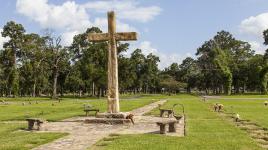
[
  {"left": 1, "top": 94, "right": 267, "bottom": 150},
  {"left": 0, "top": 97, "right": 52, "bottom": 102},
  {"left": 218, "top": 94, "right": 268, "bottom": 98},
  {"left": 208, "top": 98, "right": 268, "bottom": 128},
  {"left": 0, "top": 96, "right": 158, "bottom": 121},
  {"left": 0, "top": 95, "right": 160, "bottom": 150},
  {"left": 93, "top": 96, "right": 262, "bottom": 150},
  {"left": 0, "top": 123, "right": 66, "bottom": 150}
]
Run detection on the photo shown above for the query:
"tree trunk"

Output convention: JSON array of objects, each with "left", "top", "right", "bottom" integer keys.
[
  {"left": 9, "top": 89, "right": 11, "bottom": 97},
  {"left": 79, "top": 89, "right": 82, "bottom": 97},
  {"left": 187, "top": 86, "right": 191, "bottom": 93},
  {"left": 12, "top": 47, "right": 18, "bottom": 97},
  {"left": 235, "top": 86, "right": 239, "bottom": 94},
  {"left": 60, "top": 87, "right": 64, "bottom": 97},
  {"left": 101, "top": 88, "right": 104, "bottom": 97},
  {"left": 243, "top": 83, "right": 246, "bottom": 93},
  {"left": 98, "top": 87, "right": 101, "bottom": 98},
  {"left": 33, "top": 78, "right": 36, "bottom": 97},
  {"left": 52, "top": 68, "right": 58, "bottom": 99},
  {"left": 92, "top": 82, "right": 95, "bottom": 96}
]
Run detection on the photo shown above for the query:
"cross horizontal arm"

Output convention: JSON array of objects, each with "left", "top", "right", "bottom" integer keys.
[
  {"left": 88, "top": 33, "right": 109, "bottom": 42},
  {"left": 115, "top": 32, "right": 137, "bottom": 41},
  {"left": 88, "top": 32, "right": 137, "bottom": 42}
]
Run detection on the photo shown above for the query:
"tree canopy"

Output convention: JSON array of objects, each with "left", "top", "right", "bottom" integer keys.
[{"left": 0, "top": 21, "right": 268, "bottom": 97}]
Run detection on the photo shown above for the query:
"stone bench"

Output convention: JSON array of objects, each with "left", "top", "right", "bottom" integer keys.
[
  {"left": 156, "top": 120, "right": 179, "bottom": 134},
  {"left": 26, "top": 118, "right": 44, "bottom": 130},
  {"left": 159, "top": 108, "right": 173, "bottom": 118},
  {"left": 84, "top": 105, "right": 99, "bottom": 116},
  {"left": 202, "top": 96, "right": 207, "bottom": 102}
]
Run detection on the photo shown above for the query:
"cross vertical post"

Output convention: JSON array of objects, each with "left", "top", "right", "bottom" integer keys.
[
  {"left": 107, "top": 11, "right": 119, "bottom": 113},
  {"left": 88, "top": 11, "right": 137, "bottom": 114}
]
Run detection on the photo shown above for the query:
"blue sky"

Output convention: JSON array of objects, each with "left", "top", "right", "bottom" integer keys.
[{"left": 0, "top": 0, "right": 268, "bottom": 69}]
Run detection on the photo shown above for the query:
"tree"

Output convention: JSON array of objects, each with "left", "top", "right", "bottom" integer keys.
[
  {"left": 1, "top": 20, "right": 267, "bottom": 97},
  {"left": 2, "top": 21, "right": 25, "bottom": 96},
  {"left": 130, "top": 49, "right": 146, "bottom": 93},
  {"left": 20, "top": 33, "right": 47, "bottom": 96},
  {"left": 141, "top": 53, "right": 160, "bottom": 93},
  {"left": 196, "top": 31, "right": 235, "bottom": 95},
  {"left": 179, "top": 57, "right": 201, "bottom": 93},
  {"left": 118, "top": 56, "right": 135, "bottom": 93},
  {"left": 160, "top": 74, "right": 186, "bottom": 94},
  {"left": 163, "top": 63, "right": 179, "bottom": 80},
  {"left": 45, "top": 35, "right": 70, "bottom": 99},
  {"left": 260, "top": 29, "right": 268, "bottom": 94},
  {"left": 65, "top": 62, "right": 84, "bottom": 96},
  {"left": 213, "top": 46, "right": 232, "bottom": 95},
  {"left": 247, "top": 55, "right": 262, "bottom": 92},
  {"left": 71, "top": 27, "right": 108, "bottom": 97}
]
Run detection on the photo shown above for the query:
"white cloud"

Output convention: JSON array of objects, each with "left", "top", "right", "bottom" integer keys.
[
  {"left": 83, "top": 0, "right": 162, "bottom": 23},
  {"left": 248, "top": 41, "right": 266, "bottom": 54},
  {"left": 0, "top": 29, "right": 10, "bottom": 49},
  {"left": 16, "top": 0, "right": 160, "bottom": 46},
  {"left": 92, "top": 17, "right": 138, "bottom": 33},
  {"left": 16, "top": 0, "right": 91, "bottom": 31},
  {"left": 117, "top": 20, "right": 138, "bottom": 32},
  {"left": 139, "top": 41, "right": 158, "bottom": 55},
  {"left": 159, "top": 54, "right": 183, "bottom": 70},
  {"left": 240, "top": 12, "right": 268, "bottom": 36},
  {"left": 62, "top": 30, "right": 79, "bottom": 46},
  {"left": 239, "top": 12, "right": 268, "bottom": 55},
  {"left": 126, "top": 41, "right": 190, "bottom": 70}
]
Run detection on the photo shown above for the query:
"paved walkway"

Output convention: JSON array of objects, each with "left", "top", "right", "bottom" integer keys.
[
  {"left": 203, "top": 96, "right": 268, "bottom": 100},
  {"left": 33, "top": 99, "right": 184, "bottom": 150}
]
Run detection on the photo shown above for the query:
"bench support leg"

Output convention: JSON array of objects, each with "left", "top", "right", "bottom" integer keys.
[
  {"left": 168, "top": 111, "right": 173, "bottom": 118},
  {"left": 159, "top": 124, "right": 166, "bottom": 134},
  {"left": 28, "top": 121, "right": 34, "bottom": 130},
  {"left": 94, "top": 111, "right": 99, "bottom": 117},
  {"left": 160, "top": 110, "right": 164, "bottom": 117},
  {"left": 169, "top": 123, "right": 176, "bottom": 132},
  {"left": 36, "top": 122, "right": 42, "bottom": 130}
]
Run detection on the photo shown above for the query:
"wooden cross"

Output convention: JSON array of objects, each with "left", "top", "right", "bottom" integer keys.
[{"left": 88, "top": 11, "right": 137, "bottom": 113}]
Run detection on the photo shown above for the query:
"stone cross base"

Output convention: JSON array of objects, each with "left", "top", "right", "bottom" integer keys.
[
  {"left": 96, "top": 112, "right": 130, "bottom": 119},
  {"left": 86, "top": 112, "right": 133, "bottom": 125},
  {"left": 84, "top": 118, "right": 132, "bottom": 125}
]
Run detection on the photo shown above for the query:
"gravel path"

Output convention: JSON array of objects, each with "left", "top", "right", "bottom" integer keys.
[{"left": 32, "top": 99, "right": 184, "bottom": 150}]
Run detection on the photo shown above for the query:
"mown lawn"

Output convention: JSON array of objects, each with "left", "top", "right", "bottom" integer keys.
[
  {"left": 93, "top": 96, "right": 262, "bottom": 150},
  {"left": 208, "top": 98, "right": 268, "bottom": 128},
  {"left": 0, "top": 96, "right": 158, "bottom": 121},
  {"left": 0, "top": 95, "right": 159, "bottom": 150},
  {"left": 0, "top": 123, "right": 66, "bottom": 150},
  {"left": 2, "top": 94, "right": 266, "bottom": 150},
  {"left": 219, "top": 94, "right": 268, "bottom": 98}
]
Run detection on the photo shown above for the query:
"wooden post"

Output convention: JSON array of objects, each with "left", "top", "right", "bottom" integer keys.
[
  {"left": 107, "top": 11, "right": 119, "bottom": 113},
  {"left": 87, "top": 11, "right": 137, "bottom": 113}
]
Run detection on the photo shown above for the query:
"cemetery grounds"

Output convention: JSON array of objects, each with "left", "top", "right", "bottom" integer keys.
[{"left": 0, "top": 94, "right": 268, "bottom": 150}]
